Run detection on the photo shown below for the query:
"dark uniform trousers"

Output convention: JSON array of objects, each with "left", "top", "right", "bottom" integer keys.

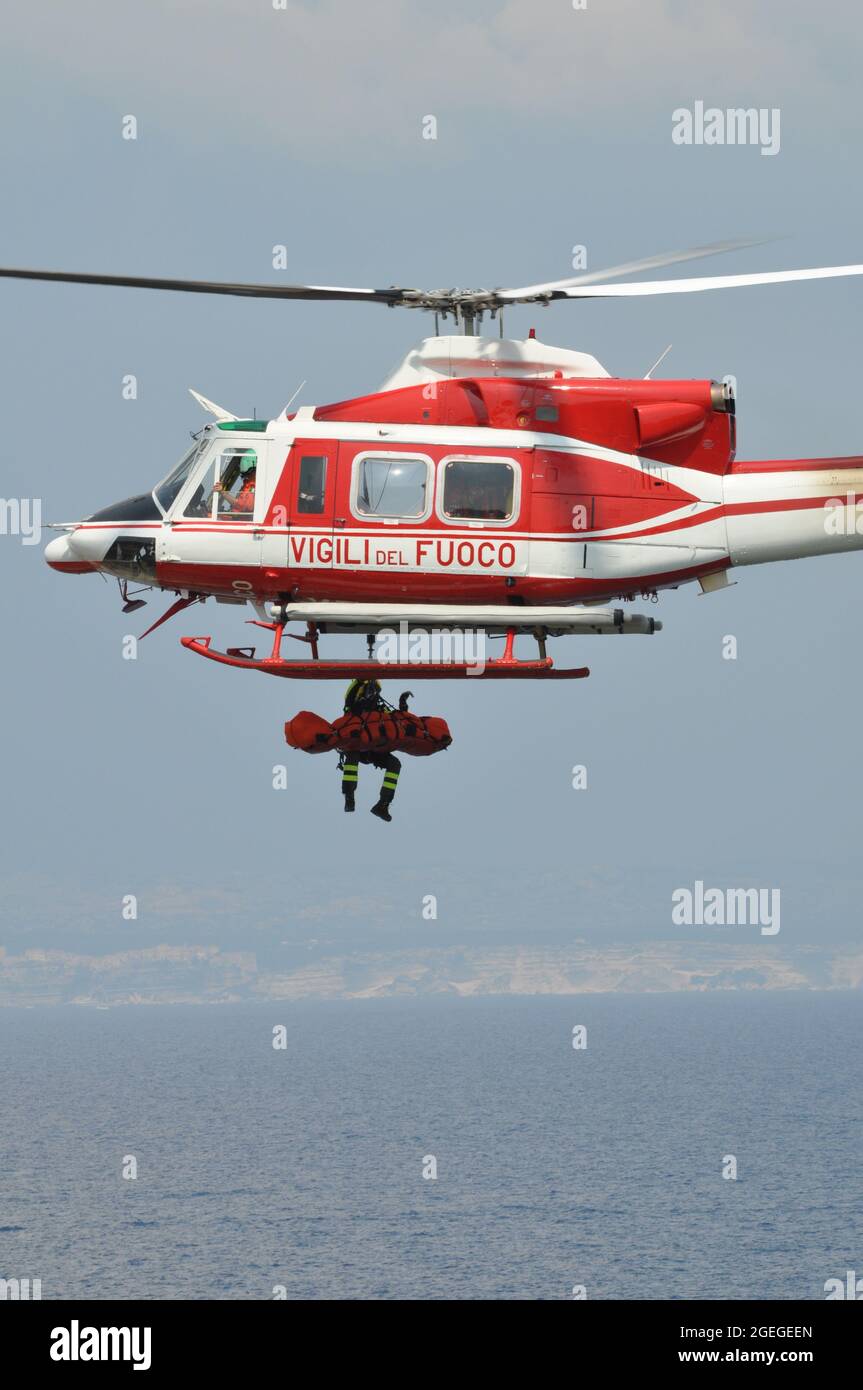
[
  {"left": 341, "top": 679, "right": 401, "bottom": 804},
  {"left": 341, "top": 752, "right": 401, "bottom": 804}
]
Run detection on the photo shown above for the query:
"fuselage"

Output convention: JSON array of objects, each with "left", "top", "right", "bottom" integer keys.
[{"left": 43, "top": 336, "right": 863, "bottom": 608}]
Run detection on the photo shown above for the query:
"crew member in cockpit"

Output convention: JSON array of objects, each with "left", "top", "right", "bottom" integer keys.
[{"left": 214, "top": 451, "right": 257, "bottom": 516}]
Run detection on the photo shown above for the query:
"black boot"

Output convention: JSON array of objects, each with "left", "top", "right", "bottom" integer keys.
[
  {"left": 344, "top": 792, "right": 355, "bottom": 813},
  {"left": 370, "top": 797, "right": 392, "bottom": 822}
]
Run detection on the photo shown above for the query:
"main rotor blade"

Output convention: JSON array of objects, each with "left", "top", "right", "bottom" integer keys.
[
  {"left": 0, "top": 267, "right": 409, "bottom": 304},
  {"left": 487, "top": 237, "right": 776, "bottom": 302},
  {"left": 543, "top": 263, "right": 863, "bottom": 299},
  {"left": 4, "top": 256, "right": 861, "bottom": 315}
]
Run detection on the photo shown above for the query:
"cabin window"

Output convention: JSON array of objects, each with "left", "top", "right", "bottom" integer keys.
[
  {"left": 441, "top": 458, "right": 516, "bottom": 522},
  {"left": 354, "top": 453, "right": 430, "bottom": 519},
  {"left": 297, "top": 455, "right": 327, "bottom": 514}
]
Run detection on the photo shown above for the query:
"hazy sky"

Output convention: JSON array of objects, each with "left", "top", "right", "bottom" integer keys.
[{"left": 2, "top": 0, "right": 863, "bottom": 960}]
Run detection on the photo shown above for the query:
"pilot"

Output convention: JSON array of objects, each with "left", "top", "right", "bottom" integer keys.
[
  {"left": 214, "top": 452, "right": 257, "bottom": 516},
  {"left": 341, "top": 678, "right": 402, "bottom": 823}
]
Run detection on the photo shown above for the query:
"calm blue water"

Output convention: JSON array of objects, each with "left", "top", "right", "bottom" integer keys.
[{"left": 1, "top": 993, "right": 860, "bottom": 1300}]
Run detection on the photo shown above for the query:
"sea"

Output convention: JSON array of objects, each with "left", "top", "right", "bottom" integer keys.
[{"left": 1, "top": 992, "right": 860, "bottom": 1300}]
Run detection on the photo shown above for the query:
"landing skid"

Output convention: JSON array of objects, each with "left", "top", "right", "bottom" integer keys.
[{"left": 180, "top": 622, "right": 590, "bottom": 680}]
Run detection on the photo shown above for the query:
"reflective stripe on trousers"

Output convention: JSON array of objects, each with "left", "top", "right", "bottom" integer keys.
[{"left": 342, "top": 754, "right": 400, "bottom": 798}]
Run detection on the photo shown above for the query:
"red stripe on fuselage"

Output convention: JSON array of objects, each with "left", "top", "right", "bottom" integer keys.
[
  {"left": 590, "top": 492, "right": 861, "bottom": 543},
  {"left": 731, "top": 456, "right": 863, "bottom": 474}
]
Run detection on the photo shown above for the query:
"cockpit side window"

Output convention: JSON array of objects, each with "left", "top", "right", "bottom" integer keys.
[
  {"left": 213, "top": 449, "right": 258, "bottom": 521},
  {"left": 178, "top": 446, "right": 258, "bottom": 520}
]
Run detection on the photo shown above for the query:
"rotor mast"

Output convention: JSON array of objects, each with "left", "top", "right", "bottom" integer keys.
[{"left": 421, "top": 293, "right": 503, "bottom": 335}]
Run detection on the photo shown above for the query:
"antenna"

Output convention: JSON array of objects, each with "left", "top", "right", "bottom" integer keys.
[
  {"left": 282, "top": 379, "right": 307, "bottom": 415},
  {"left": 644, "top": 344, "right": 672, "bottom": 379}
]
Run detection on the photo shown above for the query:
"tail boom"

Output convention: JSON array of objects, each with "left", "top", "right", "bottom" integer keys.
[{"left": 723, "top": 457, "right": 863, "bottom": 567}]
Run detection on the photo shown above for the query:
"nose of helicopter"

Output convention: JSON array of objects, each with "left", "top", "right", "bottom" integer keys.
[{"left": 44, "top": 529, "right": 101, "bottom": 573}]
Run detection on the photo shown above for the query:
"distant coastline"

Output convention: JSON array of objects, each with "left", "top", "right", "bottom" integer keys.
[{"left": 1, "top": 940, "right": 860, "bottom": 1005}]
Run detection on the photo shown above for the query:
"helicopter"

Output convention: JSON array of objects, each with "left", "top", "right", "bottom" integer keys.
[{"left": 7, "top": 238, "right": 863, "bottom": 682}]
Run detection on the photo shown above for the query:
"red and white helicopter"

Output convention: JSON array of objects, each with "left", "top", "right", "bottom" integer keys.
[{"left": 9, "top": 240, "right": 863, "bottom": 682}]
